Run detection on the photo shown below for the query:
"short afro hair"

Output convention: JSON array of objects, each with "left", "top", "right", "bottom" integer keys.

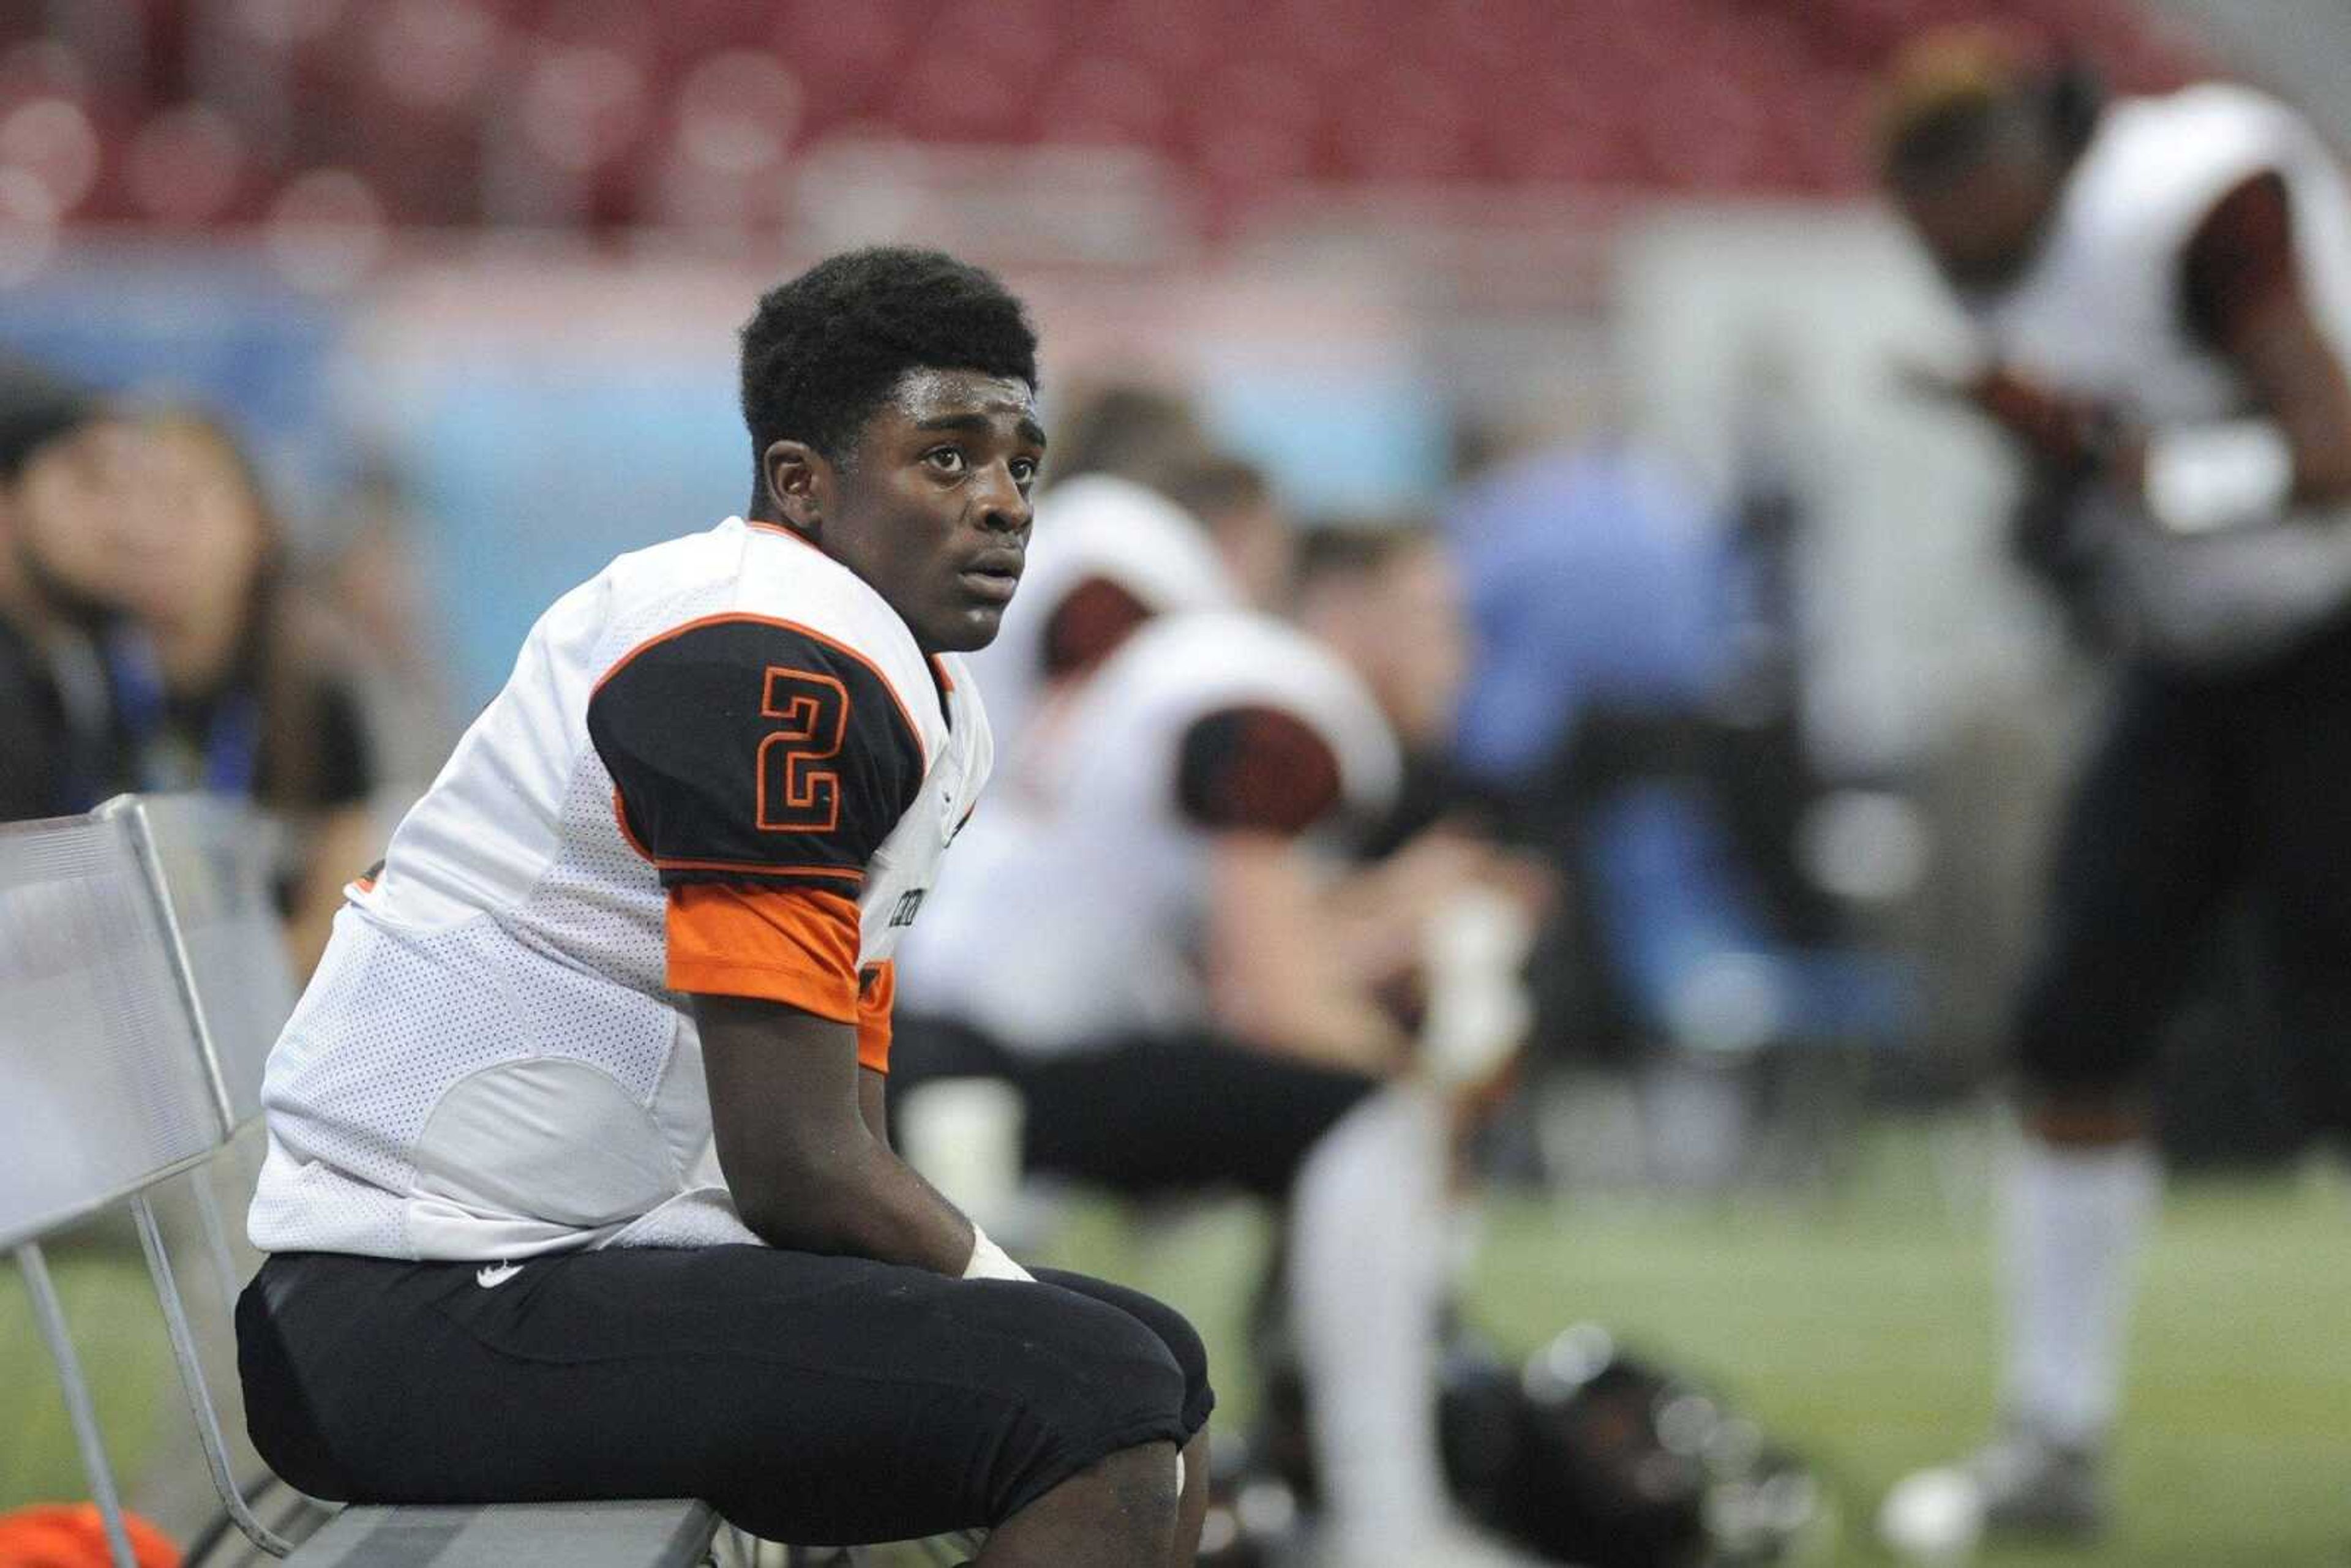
[{"left": 738, "top": 246, "right": 1039, "bottom": 513}]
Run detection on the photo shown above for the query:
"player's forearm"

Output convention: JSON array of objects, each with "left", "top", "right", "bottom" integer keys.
[
  {"left": 697, "top": 996, "right": 981, "bottom": 1274},
  {"left": 733, "top": 1133, "right": 976, "bottom": 1274},
  {"left": 1207, "top": 841, "right": 1410, "bottom": 1072},
  {"left": 1209, "top": 973, "right": 1408, "bottom": 1075}
]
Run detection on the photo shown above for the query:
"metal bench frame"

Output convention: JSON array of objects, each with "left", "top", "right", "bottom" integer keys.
[{"left": 6, "top": 797, "right": 962, "bottom": 1566}]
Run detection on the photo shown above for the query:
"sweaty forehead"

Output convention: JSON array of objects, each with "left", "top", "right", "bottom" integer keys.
[{"left": 885, "top": 367, "right": 1039, "bottom": 426}]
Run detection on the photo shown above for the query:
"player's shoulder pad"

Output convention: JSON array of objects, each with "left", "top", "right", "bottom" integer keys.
[
  {"left": 1026, "top": 475, "right": 1236, "bottom": 617},
  {"left": 1078, "top": 609, "right": 1404, "bottom": 824},
  {"left": 594, "top": 517, "right": 945, "bottom": 758},
  {"left": 587, "top": 523, "right": 940, "bottom": 887},
  {"left": 1176, "top": 703, "right": 1348, "bottom": 836},
  {"left": 2096, "top": 84, "right": 2304, "bottom": 234},
  {"left": 733, "top": 517, "right": 946, "bottom": 747}
]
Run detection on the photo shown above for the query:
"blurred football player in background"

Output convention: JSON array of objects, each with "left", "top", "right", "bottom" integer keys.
[
  {"left": 964, "top": 451, "right": 1236, "bottom": 774},
  {"left": 900, "top": 520, "right": 1542, "bottom": 1567},
  {"left": 961, "top": 388, "right": 1289, "bottom": 780},
  {"left": 1877, "top": 30, "right": 2351, "bottom": 1540},
  {"left": 1152, "top": 449, "right": 1297, "bottom": 611},
  {"left": 1044, "top": 381, "right": 1209, "bottom": 492}
]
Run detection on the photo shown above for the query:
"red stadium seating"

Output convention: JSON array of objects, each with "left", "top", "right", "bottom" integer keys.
[{"left": 2, "top": 0, "right": 2208, "bottom": 235}]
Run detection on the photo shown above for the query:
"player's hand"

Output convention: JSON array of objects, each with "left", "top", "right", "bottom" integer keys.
[
  {"left": 1899, "top": 358, "right": 2111, "bottom": 471},
  {"left": 1893, "top": 357, "right": 1980, "bottom": 408}
]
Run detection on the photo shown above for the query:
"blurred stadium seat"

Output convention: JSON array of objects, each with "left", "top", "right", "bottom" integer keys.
[{"left": 0, "top": 0, "right": 2207, "bottom": 239}]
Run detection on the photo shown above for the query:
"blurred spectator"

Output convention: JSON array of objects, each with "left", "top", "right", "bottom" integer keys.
[
  {"left": 0, "top": 392, "right": 383, "bottom": 972},
  {"left": 1438, "top": 432, "right": 1734, "bottom": 1048},
  {"left": 1438, "top": 412, "right": 1916, "bottom": 1195},
  {"left": 0, "top": 360, "right": 137, "bottom": 822},
  {"left": 115, "top": 410, "right": 383, "bottom": 971},
  {"left": 1444, "top": 434, "right": 1734, "bottom": 808},
  {"left": 315, "top": 456, "right": 459, "bottom": 794}
]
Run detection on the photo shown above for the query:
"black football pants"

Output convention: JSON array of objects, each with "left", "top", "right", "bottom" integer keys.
[
  {"left": 2012, "top": 614, "right": 2351, "bottom": 1128},
  {"left": 238, "top": 1245, "right": 1212, "bottom": 1547}
]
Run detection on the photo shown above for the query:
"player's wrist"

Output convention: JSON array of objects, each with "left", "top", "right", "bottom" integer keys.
[{"left": 961, "top": 1222, "right": 1034, "bottom": 1283}]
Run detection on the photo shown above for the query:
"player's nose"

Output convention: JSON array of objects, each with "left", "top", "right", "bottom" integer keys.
[{"left": 973, "top": 460, "right": 1032, "bottom": 534}]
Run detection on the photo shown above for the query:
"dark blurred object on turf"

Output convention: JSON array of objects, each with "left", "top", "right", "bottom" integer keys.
[
  {"left": 1453, "top": 1326, "right": 1829, "bottom": 1567},
  {"left": 1254, "top": 1322, "right": 1828, "bottom": 1566}
]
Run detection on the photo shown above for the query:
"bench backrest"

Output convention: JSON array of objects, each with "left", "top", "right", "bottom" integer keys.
[
  {"left": 5, "top": 794, "right": 722, "bottom": 1567},
  {"left": 107, "top": 794, "right": 298, "bottom": 1131},
  {"left": 0, "top": 810, "right": 226, "bottom": 1251}
]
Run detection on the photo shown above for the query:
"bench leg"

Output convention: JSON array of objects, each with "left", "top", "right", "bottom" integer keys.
[
  {"left": 14, "top": 1243, "right": 139, "bottom": 1568},
  {"left": 130, "top": 1193, "right": 297, "bottom": 1558}
]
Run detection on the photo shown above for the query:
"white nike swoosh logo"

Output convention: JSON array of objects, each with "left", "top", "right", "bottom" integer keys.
[{"left": 476, "top": 1262, "right": 523, "bottom": 1288}]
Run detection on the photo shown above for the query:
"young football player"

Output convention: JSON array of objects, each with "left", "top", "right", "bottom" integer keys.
[{"left": 235, "top": 248, "right": 1211, "bottom": 1567}]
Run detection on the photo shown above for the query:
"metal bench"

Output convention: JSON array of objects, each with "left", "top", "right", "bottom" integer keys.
[
  {"left": 3, "top": 797, "right": 720, "bottom": 1568},
  {"left": 284, "top": 1500, "right": 721, "bottom": 1568}
]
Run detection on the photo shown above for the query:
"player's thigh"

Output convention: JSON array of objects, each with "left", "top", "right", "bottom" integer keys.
[
  {"left": 238, "top": 1245, "right": 1193, "bottom": 1544},
  {"left": 1023, "top": 1037, "right": 1379, "bottom": 1199},
  {"left": 2241, "top": 623, "right": 2351, "bottom": 952},
  {"left": 2012, "top": 669, "right": 2240, "bottom": 1090},
  {"left": 2237, "top": 625, "right": 2351, "bottom": 1126}
]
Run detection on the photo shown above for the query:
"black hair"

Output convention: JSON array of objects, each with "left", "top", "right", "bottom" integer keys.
[
  {"left": 0, "top": 354, "right": 99, "bottom": 482},
  {"left": 2043, "top": 59, "right": 2105, "bottom": 160},
  {"left": 1290, "top": 518, "right": 1434, "bottom": 599},
  {"left": 738, "top": 246, "right": 1038, "bottom": 517},
  {"left": 1153, "top": 449, "right": 1270, "bottom": 525},
  {"left": 1883, "top": 94, "right": 2022, "bottom": 187},
  {"left": 1044, "top": 383, "right": 1202, "bottom": 489},
  {"left": 1883, "top": 58, "right": 2102, "bottom": 190}
]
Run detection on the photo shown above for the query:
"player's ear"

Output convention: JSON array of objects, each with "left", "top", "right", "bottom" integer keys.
[{"left": 763, "top": 439, "right": 828, "bottom": 537}]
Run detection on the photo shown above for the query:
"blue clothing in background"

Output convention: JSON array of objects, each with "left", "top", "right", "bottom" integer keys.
[{"left": 1445, "top": 444, "right": 1732, "bottom": 786}]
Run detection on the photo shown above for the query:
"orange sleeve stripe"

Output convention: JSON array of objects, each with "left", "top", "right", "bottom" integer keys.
[
  {"left": 666, "top": 883, "right": 861, "bottom": 1019},
  {"left": 857, "top": 959, "right": 895, "bottom": 1073}
]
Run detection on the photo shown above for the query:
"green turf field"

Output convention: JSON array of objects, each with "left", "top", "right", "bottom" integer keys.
[{"left": 7, "top": 1122, "right": 2345, "bottom": 1567}]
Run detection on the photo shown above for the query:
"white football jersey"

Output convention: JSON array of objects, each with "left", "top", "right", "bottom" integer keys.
[
  {"left": 961, "top": 473, "right": 1235, "bottom": 780},
  {"left": 1973, "top": 83, "right": 2351, "bottom": 424},
  {"left": 1971, "top": 83, "right": 2351, "bottom": 661},
  {"left": 249, "top": 517, "right": 991, "bottom": 1261},
  {"left": 902, "top": 610, "right": 1397, "bottom": 1054}
]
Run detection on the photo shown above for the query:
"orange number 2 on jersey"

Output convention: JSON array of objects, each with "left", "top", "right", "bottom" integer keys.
[{"left": 756, "top": 666, "right": 849, "bottom": 833}]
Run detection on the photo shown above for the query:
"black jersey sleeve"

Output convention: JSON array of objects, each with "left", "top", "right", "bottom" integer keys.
[
  {"left": 1174, "top": 704, "right": 1346, "bottom": 838},
  {"left": 588, "top": 614, "right": 926, "bottom": 893},
  {"left": 2181, "top": 170, "right": 2297, "bottom": 351}
]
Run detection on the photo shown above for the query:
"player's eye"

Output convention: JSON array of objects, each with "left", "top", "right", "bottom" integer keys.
[
  {"left": 1010, "top": 456, "right": 1038, "bottom": 487},
  {"left": 924, "top": 446, "right": 968, "bottom": 475}
]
